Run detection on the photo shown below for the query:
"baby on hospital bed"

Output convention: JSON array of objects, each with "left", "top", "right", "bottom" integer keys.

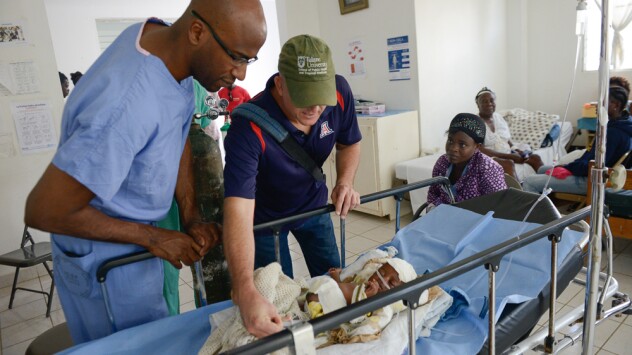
[{"left": 200, "top": 247, "right": 452, "bottom": 354}]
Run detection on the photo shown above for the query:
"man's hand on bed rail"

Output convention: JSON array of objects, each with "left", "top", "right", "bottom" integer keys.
[
  {"left": 142, "top": 222, "right": 222, "bottom": 269},
  {"left": 237, "top": 285, "right": 283, "bottom": 338},
  {"left": 144, "top": 229, "right": 208, "bottom": 269},
  {"left": 184, "top": 221, "right": 223, "bottom": 256},
  {"left": 331, "top": 182, "right": 360, "bottom": 218}
]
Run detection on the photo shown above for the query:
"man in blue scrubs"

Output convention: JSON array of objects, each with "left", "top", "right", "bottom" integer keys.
[
  {"left": 24, "top": 0, "right": 266, "bottom": 344},
  {"left": 223, "top": 35, "right": 362, "bottom": 338}
]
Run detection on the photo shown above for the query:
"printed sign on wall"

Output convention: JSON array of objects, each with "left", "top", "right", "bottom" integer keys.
[{"left": 387, "top": 35, "right": 410, "bottom": 81}]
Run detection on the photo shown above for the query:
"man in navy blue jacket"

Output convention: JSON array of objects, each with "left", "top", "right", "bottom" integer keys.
[
  {"left": 524, "top": 85, "right": 632, "bottom": 194},
  {"left": 223, "top": 35, "right": 362, "bottom": 338}
]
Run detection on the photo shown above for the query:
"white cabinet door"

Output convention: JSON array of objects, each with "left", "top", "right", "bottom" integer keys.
[
  {"left": 324, "top": 111, "right": 419, "bottom": 219},
  {"left": 354, "top": 122, "right": 381, "bottom": 215}
]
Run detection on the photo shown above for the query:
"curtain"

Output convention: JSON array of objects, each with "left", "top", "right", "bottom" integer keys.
[{"left": 612, "top": 0, "right": 632, "bottom": 68}]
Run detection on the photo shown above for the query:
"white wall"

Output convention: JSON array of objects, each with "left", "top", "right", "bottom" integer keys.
[
  {"left": 275, "top": 0, "right": 321, "bottom": 42},
  {"left": 316, "top": 1, "right": 419, "bottom": 112},
  {"left": 0, "top": 0, "right": 64, "bottom": 280},
  {"left": 276, "top": 0, "right": 421, "bottom": 151},
  {"left": 522, "top": 0, "right": 631, "bottom": 145},
  {"left": 45, "top": 0, "right": 281, "bottom": 97},
  {"left": 506, "top": 0, "right": 529, "bottom": 109},
  {"left": 415, "top": 0, "right": 508, "bottom": 152}
]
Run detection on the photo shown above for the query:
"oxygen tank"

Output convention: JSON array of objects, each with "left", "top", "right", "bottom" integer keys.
[{"left": 188, "top": 121, "right": 231, "bottom": 305}]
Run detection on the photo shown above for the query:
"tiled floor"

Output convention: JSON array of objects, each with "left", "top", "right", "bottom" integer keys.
[{"left": 1, "top": 210, "right": 631, "bottom": 354}]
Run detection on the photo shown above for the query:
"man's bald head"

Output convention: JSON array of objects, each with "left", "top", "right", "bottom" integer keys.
[
  {"left": 188, "top": 0, "right": 267, "bottom": 45},
  {"left": 178, "top": 0, "right": 267, "bottom": 91}
]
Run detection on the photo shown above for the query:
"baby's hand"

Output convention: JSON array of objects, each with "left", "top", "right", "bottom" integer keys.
[{"left": 365, "top": 279, "right": 380, "bottom": 297}]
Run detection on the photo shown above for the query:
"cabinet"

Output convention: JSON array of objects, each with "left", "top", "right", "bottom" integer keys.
[{"left": 323, "top": 110, "right": 420, "bottom": 220}]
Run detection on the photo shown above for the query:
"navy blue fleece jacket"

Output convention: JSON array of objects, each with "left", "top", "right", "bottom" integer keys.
[{"left": 565, "top": 112, "right": 632, "bottom": 176}]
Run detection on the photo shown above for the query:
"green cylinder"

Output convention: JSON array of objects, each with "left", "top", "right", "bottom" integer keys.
[{"left": 188, "top": 123, "right": 231, "bottom": 305}]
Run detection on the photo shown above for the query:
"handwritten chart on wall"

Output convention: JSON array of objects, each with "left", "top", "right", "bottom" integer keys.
[
  {"left": 10, "top": 101, "right": 57, "bottom": 154},
  {"left": 0, "top": 61, "right": 40, "bottom": 96}
]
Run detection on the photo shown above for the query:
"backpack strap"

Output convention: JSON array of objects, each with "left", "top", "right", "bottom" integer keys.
[{"left": 232, "top": 103, "right": 326, "bottom": 183}]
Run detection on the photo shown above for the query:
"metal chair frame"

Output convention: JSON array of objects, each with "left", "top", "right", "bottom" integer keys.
[{"left": 0, "top": 226, "right": 55, "bottom": 317}]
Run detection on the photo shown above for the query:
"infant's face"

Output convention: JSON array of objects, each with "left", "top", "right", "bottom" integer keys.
[{"left": 368, "top": 263, "right": 402, "bottom": 292}]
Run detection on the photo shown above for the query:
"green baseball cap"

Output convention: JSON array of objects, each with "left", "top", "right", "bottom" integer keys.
[{"left": 278, "top": 35, "right": 337, "bottom": 107}]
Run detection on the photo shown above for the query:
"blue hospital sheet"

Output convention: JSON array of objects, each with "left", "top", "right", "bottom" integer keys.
[
  {"left": 386, "top": 204, "right": 583, "bottom": 354},
  {"left": 59, "top": 204, "right": 583, "bottom": 354}
]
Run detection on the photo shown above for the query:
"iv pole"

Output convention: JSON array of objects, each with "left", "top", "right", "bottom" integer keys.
[{"left": 582, "top": 0, "right": 611, "bottom": 353}]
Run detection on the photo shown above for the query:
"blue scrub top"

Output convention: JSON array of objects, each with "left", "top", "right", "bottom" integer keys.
[
  {"left": 53, "top": 21, "right": 194, "bottom": 225},
  {"left": 52, "top": 20, "right": 194, "bottom": 255}
]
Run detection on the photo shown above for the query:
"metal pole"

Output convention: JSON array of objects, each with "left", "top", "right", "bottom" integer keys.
[
  {"left": 598, "top": 217, "right": 615, "bottom": 307},
  {"left": 340, "top": 217, "right": 346, "bottom": 268},
  {"left": 100, "top": 283, "right": 117, "bottom": 333},
  {"left": 408, "top": 306, "right": 416, "bottom": 355},
  {"left": 194, "top": 261, "right": 207, "bottom": 307},
  {"left": 582, "top": 0, "right": 611, "bottom": 352},
  {"left": 274, "top": 229, "right": 281, "bottom": 265},
  {"left": 395, "top": 193, "right": 403, "bottom": 232},
  {"left": 487, "top": 265, "right": 497, "bottom": 355},
  {"left": 545, "top": 236, "right": 559, "bottom": 353}
]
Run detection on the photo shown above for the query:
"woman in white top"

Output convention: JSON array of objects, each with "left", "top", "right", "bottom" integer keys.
[{"left": 475, "top": 87, "right": 543, "bottom": 181}]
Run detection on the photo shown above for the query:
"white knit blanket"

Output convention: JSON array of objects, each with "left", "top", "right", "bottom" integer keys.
[{"left": 198, "top": 263, "right": 307, "bottom": 355}]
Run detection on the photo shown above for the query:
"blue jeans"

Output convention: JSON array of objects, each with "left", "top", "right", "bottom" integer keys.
[
  {"left": 254, "top": 214, "right": 340, "bottom": 278},
  {"left": 522, "top": 165, "right": 588, "bottom": 195}
]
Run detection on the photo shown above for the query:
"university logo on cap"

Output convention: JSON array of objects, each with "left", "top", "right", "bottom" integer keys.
[
  {"left": 297, "top": 56, "right": 306, "bottom": 69},
  {"left": 297, "top": 56, "right": 328, "bottom": 76},
  {"left": 320, "top": 121, "right": 334, "bottom": 138}
]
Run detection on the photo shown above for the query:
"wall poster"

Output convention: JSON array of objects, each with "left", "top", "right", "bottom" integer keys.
[
  {"left": 10, "top": 101, "right": 57, "bottom": 154},
  {"left": 387, "top": 35, "right": 410, "bottom": 81}
]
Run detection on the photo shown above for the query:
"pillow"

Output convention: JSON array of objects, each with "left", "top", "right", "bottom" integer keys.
[{"left": 503, "top": 109, "right": 560, "bottom": 150}]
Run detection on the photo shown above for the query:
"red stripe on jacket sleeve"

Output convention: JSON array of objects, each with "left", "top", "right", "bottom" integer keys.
[
  {"left": 336, "top": 91, "right": 344, "bottom": 111},
  {"left": 249, "top": 121, "right": 266, "bottom": 153}
]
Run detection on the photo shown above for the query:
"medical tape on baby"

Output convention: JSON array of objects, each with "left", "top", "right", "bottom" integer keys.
[
  {"left": 307, "top": 276, "right": 346, "bottom": 314},
  {"left": 376, "top": 271, "right": 391, "bottom": 290}
]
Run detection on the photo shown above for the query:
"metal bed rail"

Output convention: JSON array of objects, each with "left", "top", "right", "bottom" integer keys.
[
  {"left": 224, "top": 205, "right": 592, "bottom": 355},
  {"left": 94, "top": 177, "right": 453, "bottom": 331},
  {"left": 252, "top": 176, "right": 454, "bottom": 268}
]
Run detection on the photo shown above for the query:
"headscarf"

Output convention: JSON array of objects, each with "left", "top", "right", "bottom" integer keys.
[
  {"left": 610, "top": 85, "right": 629, "bottom": 109},
  {"left": 448, "top": 113, "right": 486, "bottom": 144},
  {"left": 475, "top": 86, "right": 496, "bottom": 102}
]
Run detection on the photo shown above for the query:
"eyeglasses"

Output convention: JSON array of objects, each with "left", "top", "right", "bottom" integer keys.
[{"left": 191, "top": 10, "right": 258, "bottom": 66}]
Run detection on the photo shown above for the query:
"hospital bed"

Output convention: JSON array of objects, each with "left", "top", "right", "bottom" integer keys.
[{"left": 57, "top": 178, "right": 630, "bottom": 354}]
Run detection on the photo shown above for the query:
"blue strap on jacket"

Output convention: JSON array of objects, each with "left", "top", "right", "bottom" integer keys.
[{"left": 231, "top": 103, "right": 326, "bottom": 182}]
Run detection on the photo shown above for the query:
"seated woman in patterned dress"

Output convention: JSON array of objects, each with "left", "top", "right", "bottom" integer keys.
[
  {"left": 475, "top": 87, "right": 544, "bottom": 181},
  {"left": 427, "top": 113, "right": 507, "bottom": 207}
]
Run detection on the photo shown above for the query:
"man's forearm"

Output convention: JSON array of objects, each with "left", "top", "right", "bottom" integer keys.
[
  {"left": 335, "top": 142, "right": 360, "bottom": 186},
  {"left": 24, "top": 163, "right": 158, "bottom": 248},
  {"left": 223, "top": 197, "right": 257, "bottom": 299},
  {"left": 175, "top": 139, "right": 202, "bottom": 228}
]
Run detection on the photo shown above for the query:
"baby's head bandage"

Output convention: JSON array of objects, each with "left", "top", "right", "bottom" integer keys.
[{"left": 386, "top": 258, "right": 417, "bottom": 283}]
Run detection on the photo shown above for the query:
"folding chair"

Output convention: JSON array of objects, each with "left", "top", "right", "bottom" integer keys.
[{"left": 0, "top": 226, "right": 55, "bottom": 317}]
